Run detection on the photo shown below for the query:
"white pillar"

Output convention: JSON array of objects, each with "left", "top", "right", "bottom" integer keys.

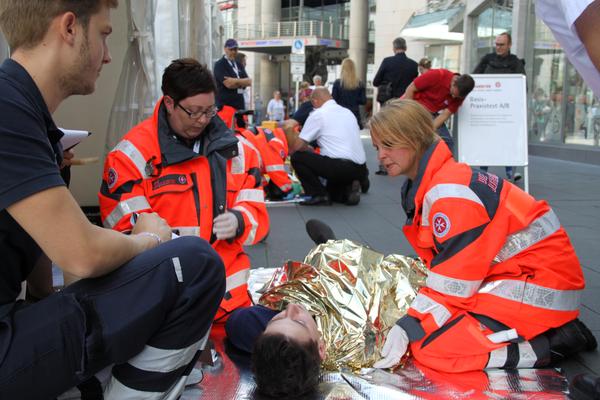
[
  {"left": 510, "top": 0, "right": 529, "bottom": 58},
  {"left": 348, "top": 0, "right": 369, "bottom": 82},
  {"left": 258, "top": 0, "right": 281, "bottom": 110}
]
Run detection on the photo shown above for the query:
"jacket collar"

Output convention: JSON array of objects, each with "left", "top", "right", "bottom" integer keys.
[{"left": 401, "top": 140, "right": 453, "bottom": 223}]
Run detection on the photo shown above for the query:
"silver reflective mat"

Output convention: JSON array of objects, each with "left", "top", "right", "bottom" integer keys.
[{"left": 184, "top": 331, "right": 569, "bottom": 400}]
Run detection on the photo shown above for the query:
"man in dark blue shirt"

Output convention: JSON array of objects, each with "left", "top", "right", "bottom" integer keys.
[
  {"left": 214, "top": 38, "right": 252, "bottom": 112},
  {"left": 0, "top": 1, "right": 224, "bottom": 398}
]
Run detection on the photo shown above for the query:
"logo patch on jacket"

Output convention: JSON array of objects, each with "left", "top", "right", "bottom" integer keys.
[
  {"left": 432, "top": 212, "right": 451, "bottom": 238},
  {"left": 151, "top": 174, "right": 188, "bottom": 190},
  {"left": 107, "top": 168, "right": 118, "bottom": 189}
]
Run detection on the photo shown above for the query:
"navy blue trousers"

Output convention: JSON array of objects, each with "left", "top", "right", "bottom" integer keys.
[{"left": 0, "top": 236, "right": 225, "bottom": 399}]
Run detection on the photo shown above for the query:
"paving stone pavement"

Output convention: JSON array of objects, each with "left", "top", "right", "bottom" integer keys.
[{"left": 247, "top": 135, "right": 600, "bottom": 379}]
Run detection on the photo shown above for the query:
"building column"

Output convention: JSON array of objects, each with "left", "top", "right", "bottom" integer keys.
[
  {"left": 259, "top": 0, "right": 281, "bottom": 110},
  {"left": 510, "top": 0, "right": 529, "bottom": 58},
  {"left": 348, "top": 0, "right": 369, "bottom": 83}
]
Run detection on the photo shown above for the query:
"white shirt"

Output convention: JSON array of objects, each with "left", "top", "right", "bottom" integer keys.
[
  {"left": 536, "top": 0, "right": 600, "bottom": 98},
  {"left": 299, "top": 99, "right": 366, "bottom": 164},
  {"left": 267, "top": 98, "right": 285, "bottom": 122}
]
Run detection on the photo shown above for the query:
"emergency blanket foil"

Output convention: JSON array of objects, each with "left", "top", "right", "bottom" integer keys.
[
  {"left": 191, "top": 332, "right": 569, "bottom": 399},
  {"left": 256, "top": 239, "right": 428, "bottom": 371}
]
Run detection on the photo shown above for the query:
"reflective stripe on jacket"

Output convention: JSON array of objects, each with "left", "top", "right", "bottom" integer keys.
[
  {"left": 398, "top": 141, "right": 584, "bottom": 342},
  {"left": 99, "top": 99, "right": 269, "bottom": 320}
]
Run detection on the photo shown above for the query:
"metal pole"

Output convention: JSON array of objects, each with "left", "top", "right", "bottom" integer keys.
[{"left": 295, "top": 80, "right": 300, "bottom": 113}]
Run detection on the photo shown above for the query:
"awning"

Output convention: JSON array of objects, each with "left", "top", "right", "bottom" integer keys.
[{"left": 401, "top": 6, "right": 464, "bottom": 42}]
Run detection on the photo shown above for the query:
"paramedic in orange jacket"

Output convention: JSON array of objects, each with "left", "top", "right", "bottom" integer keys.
[
  {"left": 218, "top": 106, "right": 292, "bottom": 199},
  {"left": 369, "top": 99, "right": 596, "bottom": 373},
  {"left": 99, "top": 59, "right": 269, "bottom": 321}
]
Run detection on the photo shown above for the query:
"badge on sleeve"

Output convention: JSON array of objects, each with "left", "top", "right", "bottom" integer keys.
[
  {"left": 107, "top": 167, "right": 118, "bottom": 189},
  {"left": 432, "top": 212, "right": 451, "bottom": 238}
]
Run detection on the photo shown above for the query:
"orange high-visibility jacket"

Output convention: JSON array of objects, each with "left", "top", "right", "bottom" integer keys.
[
  {"left": 237, "top": 126, "right": 292, "bottom": 193},
  {"left": 398, "top": 141, "right": 584, "bottom": 343},
  {"left": 218, "top": 106, "right": 292, "bottom": 193},
  {"left": 99, "top": 99, "right": 269, "bottom": 321}
]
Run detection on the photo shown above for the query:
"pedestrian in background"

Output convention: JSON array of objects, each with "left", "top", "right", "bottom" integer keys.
[
  {"left": 267, "top": 90, "right": 286, "bottom": 122},
  {"left": 473, "top": 32, "right": 525, "bottom": 182},
  {"left": 332, "top": 58, "right": 367, "bottom": 129},
  {"left": 310, "top": 75, "right": 322, "bottom": 90},
  {"left": 372, "top": 37, "right": 418, "bottom": 174},
  {"left": 418, "top": 57, "right": 432, "bottom": 75}
]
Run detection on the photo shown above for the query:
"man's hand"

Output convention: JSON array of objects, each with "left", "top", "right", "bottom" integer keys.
[
  {"left": 373, "top": 325, "right": 409, "bottom": 369},
  {"left": 223, "top": 76, "right": 238, "bottom": 89},
  {"left": 131, "top": 212, "right": 172, "bottom": 244},
  {"left": 213, "top": 212, "right": 239, "bottom": 240},
  {"left": 60, "top": 149, "right": 75, "bottom": 169}
]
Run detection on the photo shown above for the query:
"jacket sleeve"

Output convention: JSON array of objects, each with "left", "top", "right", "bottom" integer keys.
[
  {"left": 98, "top": 145, "right": 152, "bottom": 232},
  {"left": 472, "top": 55, "right": 488, "bottom": 73},
  {"left": 229, "top": 142, "right": 270, "bottom": 246},
  {"left": 373, "top": 60, "right": 386, "bottom": 87},
  {"left": 399, "top": 182, "right": 506, "bottom": 341}
]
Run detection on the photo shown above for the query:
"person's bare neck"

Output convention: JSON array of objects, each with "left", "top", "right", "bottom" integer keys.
[{"left": 11, "top": 47, "right": 66, "bottom": 114}]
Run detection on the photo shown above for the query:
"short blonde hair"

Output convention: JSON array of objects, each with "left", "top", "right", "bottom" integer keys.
[
  {"left": 0, "top": 0, "right": 118, "bottom": 50},
  {"left": 368, "top": 99, "right": 439, "bottom": 154}
]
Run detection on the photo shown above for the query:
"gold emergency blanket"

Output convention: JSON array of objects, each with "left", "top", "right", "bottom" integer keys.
[{"left": 258, "top": 239, "right": 427, "bottom": 372}]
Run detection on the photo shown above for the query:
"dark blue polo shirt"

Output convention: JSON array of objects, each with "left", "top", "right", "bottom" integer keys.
[
  {"left": 213, "top": 56, "right": 248, "bottom": 110},
  {"left": 292, "top": 101, "right": 314, "bottom": 126},
  {"left": 0, "top": 59, "right": 66, "bottom": 314}
]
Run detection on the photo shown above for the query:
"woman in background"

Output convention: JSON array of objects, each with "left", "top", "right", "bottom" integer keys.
[
  {"left": 267, "top": 90, "right": 286, "bottom": 122},
  {"left": 332, "top": 58, "right": 367, "bottom": 129},
  {"left": 418, "top": 57, "right": 431, "bottom": 75}
]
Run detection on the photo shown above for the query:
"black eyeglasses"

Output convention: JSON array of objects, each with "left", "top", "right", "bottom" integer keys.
[{"left": 176, "top": 103, "right": 217, "bottom": 119}]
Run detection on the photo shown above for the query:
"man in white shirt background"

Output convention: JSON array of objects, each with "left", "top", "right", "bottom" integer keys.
[{"left": 285, "top": 87, "right": 369, "bottom": 206}]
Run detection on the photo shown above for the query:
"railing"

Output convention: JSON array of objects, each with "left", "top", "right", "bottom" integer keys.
[{"left": 226, "top": 20, "right": 347, "bottom": 41}]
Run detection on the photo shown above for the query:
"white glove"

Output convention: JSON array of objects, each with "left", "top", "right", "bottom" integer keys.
[
  {"left": 373, "top": 325, "right": 409, "bottom": 369},
  {"left": 212, "top": 212, "right": 239, "bottom": 240}
]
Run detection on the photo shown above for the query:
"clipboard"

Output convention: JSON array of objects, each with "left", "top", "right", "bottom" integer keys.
[{"left": 59, "top": 128, "right": 92, "bottom": 151}]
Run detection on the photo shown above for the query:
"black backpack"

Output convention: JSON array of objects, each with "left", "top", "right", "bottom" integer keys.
[{"left": 376, "top": 81, "right": 393, "bottom": 104}]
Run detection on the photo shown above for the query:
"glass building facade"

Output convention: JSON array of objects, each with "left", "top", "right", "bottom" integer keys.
[{"left": 468, "top": 0, "right": 600, "bottom": 152}]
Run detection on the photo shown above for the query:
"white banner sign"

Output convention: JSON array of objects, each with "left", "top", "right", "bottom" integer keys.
[{"left": 457, "top": 74, "right": 528, "bottom": 167}]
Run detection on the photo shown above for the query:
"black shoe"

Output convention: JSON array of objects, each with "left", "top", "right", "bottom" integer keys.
[
  {"left": 360, "top": 176, "right": 370, "bottom": 194},
  {"left": 546, "top": 319, "right": 597, "bottom": 364},
  {"left": 300, "top": 194, "right": 331, "bottom": 206},
  {"left": 569, "top": 373, "right": 600, "bottom": 400},
  {"left": 345, "top": 180, "right": 361, "bottom": 206},
  {"left": 306, "top": 219, "right": 336, "bottom": 245},
  {"left": 512, "top": 173, "right": 522, "bottom": 182},
  {"left": 375, "top": 169, "right": 388, "bottom": 176}
]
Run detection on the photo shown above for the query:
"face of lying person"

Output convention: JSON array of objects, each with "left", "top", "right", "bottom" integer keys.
[{"left": 264, "top": 303, "right": 326, "bottom": 360}]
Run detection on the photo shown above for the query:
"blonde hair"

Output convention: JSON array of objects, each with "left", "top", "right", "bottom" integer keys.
[
  {"left": 0, "top": 0, "right": 118, "bottom": 50},
  {"left": 368, "top": 99, "right": 439, "bottom": 154},
  {"left": 418, "top": 57, "right": 431, "bottom": 70},
  {"left": 339, "top": 58, "right": 360, "bottom": 90}
]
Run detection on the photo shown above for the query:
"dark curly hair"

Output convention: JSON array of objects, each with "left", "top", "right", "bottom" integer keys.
[
  {"left": 455, "top": 74, "right": 475, "bottom": 98},
  {"left": 252, "top": 333, "right": 321, "bottom": 398}
]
